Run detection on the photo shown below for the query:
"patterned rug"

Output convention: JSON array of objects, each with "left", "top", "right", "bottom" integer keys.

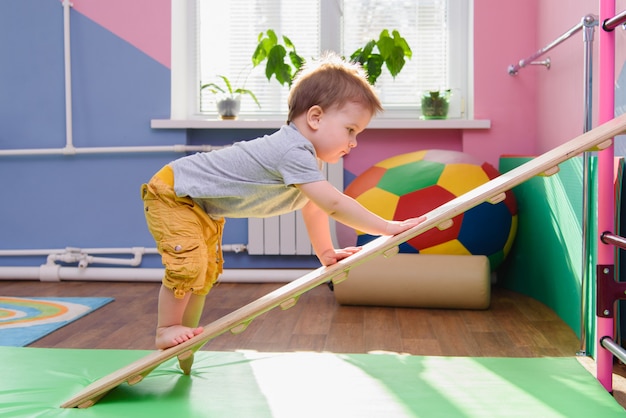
[{"left": 0, "top": 296, "right": 114, "bottom": 346}]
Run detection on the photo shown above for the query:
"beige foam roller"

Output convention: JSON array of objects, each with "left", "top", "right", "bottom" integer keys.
[{"left": 333, "top": 254, "right": 490, "bottom": 310}]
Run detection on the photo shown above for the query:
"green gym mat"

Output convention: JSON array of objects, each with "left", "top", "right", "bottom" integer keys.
[{"left": 1, "top": 347, "right": 624, "bottom": 417}]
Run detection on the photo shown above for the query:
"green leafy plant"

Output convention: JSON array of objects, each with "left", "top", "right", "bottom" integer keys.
[
  {"left": 251, "top": 30, "right": 304, "bottom": 87},
  {"left": 200, "top": 74, "right": 260, "bottom": 108},
  {"left": 251, "top": 29, "right": 411, "bottom": 86},
  {"left": 349, "top": 29, "right": 412, "bottom": 85}
]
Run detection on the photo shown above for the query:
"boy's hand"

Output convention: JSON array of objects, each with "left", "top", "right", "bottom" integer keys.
[
  {"left": 317, "top": 216, "right": 426, "bottom": 266},
  {"left": 385, "top": 215, "right": 427, "bottom": 236},
  {"left": 319, "top": 246, "right": 362, "bottom": 266}
]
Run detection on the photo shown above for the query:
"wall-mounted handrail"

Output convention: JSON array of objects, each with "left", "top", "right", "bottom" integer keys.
[
  {"left": 600, "top": 337, "right": 626, "bottom": 365},
  {"left": 601, "top": 231, "right": 626, "bottom": 250},
  {"left": 508, "top": 14, "right": 597, "bottom": 75},
  {"left": 602, "top": 9, "right": 626, "bottom": 31}
]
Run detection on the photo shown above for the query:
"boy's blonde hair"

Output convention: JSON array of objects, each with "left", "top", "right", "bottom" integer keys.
[{"left": 287, "top": 52, "right": 383, "bottom": 123}]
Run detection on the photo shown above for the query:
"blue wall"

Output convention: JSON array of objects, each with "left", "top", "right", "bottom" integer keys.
[{"left": 0, "top": 1, "right": 319, "bottom": 270}]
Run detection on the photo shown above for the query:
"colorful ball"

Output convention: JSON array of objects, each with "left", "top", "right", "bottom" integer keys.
[{"left": 343, "top": 150, "right": 518, "bottom": 270}]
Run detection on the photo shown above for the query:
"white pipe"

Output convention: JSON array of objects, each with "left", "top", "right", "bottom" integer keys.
[
  {"left": 62, "top": 0, "right": 73, "bottom": 150},
  {"left": 0, "top": 245, "right": 246, "bottom": 257},
  {"left": 0, "top": 247, "right": 159, "bottom": 256},
  {"left": 0, "top": 266, "right": 311, "bottom": 283},
  {"left": 0, "top": 244, "right": 312, "bottom": 283},
  {"left": 0, "top": 144, "right": 227, "bottom": 157},
  {"left": 45, "top": 251, "right": 144, "bottom": 268},
  {"left": 0, "top": 244, "right": 247, "bottom": 270},
  {"left": 170, "top": 0, "right": 192, "bottom": 119},
  {"left": 0, "top": 245, "right": 246, "bottom": 269}
]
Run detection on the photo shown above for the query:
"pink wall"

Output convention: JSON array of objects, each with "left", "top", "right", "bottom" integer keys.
[
  {"left": 536, "top": 1, "right": 599, "bottom": 152},
  {"left": 464, "top": 0, "right": 540, "bottom": 165},
  {"left": 344, "top": 130, "right": 463, "bottom": 176},
  {"left": 71, "top": 0, "right": 171, "bottom": 68}
]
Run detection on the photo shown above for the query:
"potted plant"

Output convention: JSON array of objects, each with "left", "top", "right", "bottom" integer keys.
[
  {"left": 200, "top": 75, "right": 261, "bottom": 120},
  {"left": 421, "top": 89, "right": 451, "bottom": 120},
  {"left": 251, "top": 29, "right": 411, "bottom": 86}
]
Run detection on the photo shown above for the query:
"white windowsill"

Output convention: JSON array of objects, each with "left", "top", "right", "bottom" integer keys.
[{"left": 151, "top": 118, "right": 491, "bottom": 130}]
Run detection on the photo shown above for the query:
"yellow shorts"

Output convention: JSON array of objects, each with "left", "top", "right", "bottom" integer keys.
[{"left": 141, "top": 165, "right": 225, "bottom": 299}]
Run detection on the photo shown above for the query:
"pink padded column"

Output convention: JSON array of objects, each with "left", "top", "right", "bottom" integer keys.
[{"left": 596, "top": 0, "right": 616, "bottom": 393}]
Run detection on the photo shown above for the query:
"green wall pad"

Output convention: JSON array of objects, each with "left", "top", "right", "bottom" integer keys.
[
  {"left": 1, "top": 347, "right": 624, "bottom": 417},
  {"left": 498, "top": 156, "right": 596, "bottom": 344}
]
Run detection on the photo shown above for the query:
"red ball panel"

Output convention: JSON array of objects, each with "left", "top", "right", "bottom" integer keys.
[
  {"left": 344, "top": 166, "right": 387, "bottom": 198},
  {"left": 394, "top": 185, "right": 462, "bottom": 251},
  {"left": 480, "top": 162, "right": 518, "bottom": 215}
]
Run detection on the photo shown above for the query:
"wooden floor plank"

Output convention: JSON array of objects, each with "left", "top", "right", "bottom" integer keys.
[
  {"left": 364, "top": 307, "right": 403, "bottom": 353},
  {"left": 401, "top": 338, "right": 443, "bottom": 355}
]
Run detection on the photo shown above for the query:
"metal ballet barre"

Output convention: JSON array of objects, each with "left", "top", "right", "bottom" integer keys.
[{"left": 508, "top": 14, "right": 597, "bottom": 75}]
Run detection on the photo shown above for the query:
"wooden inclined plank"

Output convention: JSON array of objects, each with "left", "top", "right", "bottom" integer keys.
[{"left": 61, "top": 112, "right": 626, "bottom": 408}]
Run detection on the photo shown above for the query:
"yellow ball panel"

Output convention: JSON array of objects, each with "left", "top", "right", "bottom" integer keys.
[
  {"left": 375, "top": 150, "right": 427, "bottom": 169},
  {"left": 503, "top": 215, "right": 518, "bottom": 256},
  {"left": 355, "top": 187, "right": 399, "bottom": 221},
  {"left": 420, "top": 239, "right": 472, "bottom": 255},
  {"left": 438, "top": 164, "right": 490, "bottom": 196}
]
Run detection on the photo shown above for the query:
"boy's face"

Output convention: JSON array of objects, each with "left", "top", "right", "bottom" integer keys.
[{"left": 310, "top": 102, "right": 372, "bottom": 164}]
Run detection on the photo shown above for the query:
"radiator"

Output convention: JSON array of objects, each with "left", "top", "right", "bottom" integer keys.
[{"left": 247, "top": 160, "right": 343, "bottom": 255}]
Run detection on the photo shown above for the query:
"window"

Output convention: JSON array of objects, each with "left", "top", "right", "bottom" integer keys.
[{"left": 171, "top": 0, "right": 472, "bottom": 120}]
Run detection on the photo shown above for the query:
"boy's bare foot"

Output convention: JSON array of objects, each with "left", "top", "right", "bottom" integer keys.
[{"left": 155, "top": 325, "right": 204, "bottom": 350}]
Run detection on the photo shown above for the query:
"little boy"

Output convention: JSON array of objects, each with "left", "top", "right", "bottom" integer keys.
[{"left": 141, "top": 53, "right": 425, "bottom": 371}]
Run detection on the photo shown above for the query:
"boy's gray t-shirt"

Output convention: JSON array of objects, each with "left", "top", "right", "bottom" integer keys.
[{"left": 170, "top": 124, "right": 326, "bottom": 218}]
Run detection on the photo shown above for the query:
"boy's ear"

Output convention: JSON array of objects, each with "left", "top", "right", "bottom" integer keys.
[{"left": 306, "top": 105, "right": 323, "bottom": 130}]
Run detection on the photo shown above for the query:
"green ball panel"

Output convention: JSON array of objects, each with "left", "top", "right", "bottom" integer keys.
[
  {"left": 488, "top": 250, "right": 504, "bottom": 269},
  {"left": 378, "top": 161, "right": 444, "bottom": 195}
]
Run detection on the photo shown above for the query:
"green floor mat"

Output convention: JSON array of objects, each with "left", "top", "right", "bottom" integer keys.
[{"left": 1, "top": 347, "right": 624, "bottom": 417}]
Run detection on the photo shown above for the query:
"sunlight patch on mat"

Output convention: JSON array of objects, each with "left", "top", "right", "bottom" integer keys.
[
  {"left": 421, "top": 356, "right": 606, "bottom": 417},
  {"left": 0, "top": 296, "right": 113, "bottom": 346},
  {"left": 245, "top": 351, "right": 414, "bottom": 417}
]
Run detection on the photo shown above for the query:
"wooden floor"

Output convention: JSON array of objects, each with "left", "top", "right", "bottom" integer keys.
[{"left": 3, "top": 279, "right": 626, "bottom": 409}]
